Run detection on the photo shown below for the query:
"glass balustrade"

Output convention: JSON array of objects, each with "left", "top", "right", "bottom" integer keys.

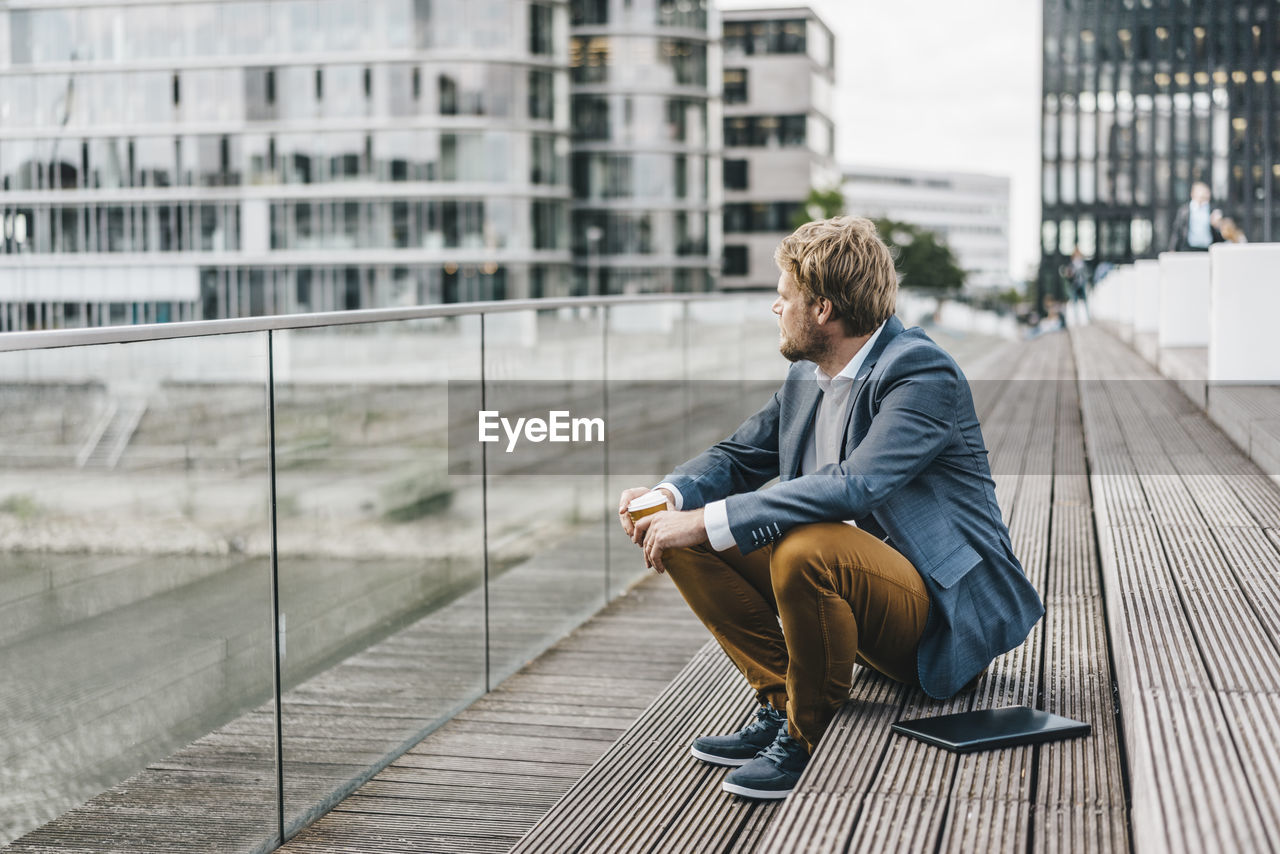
[
  {"left": 0, "top": 331, "right": 276, "bottom": 850},
  {"left": 0, "top": 294, "right": 779, "bottom": 851}
]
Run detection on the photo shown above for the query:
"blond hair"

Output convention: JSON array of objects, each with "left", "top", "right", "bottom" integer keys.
[{"left": 773, "top": 216, "right": 897, "bottom": 337}]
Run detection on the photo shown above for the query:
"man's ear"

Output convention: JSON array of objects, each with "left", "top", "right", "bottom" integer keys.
[{"left": 813, "top": 297, "right": 834, "bottom": 326}]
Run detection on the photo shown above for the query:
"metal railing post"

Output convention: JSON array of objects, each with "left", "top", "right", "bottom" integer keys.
[
  {"left": 266, "top": 330, "right": 287, "bottom": 845},
  {"left": 480, "top": 313, "right": 491, "bottom": 693}
]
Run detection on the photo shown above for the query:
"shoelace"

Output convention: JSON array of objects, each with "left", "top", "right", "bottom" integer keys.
[
  {"left": 741, "top": 705, "right": 784, "bottom": 736},
  {"left": 759, "top": 733, "right": 801, "bottom": 766}
]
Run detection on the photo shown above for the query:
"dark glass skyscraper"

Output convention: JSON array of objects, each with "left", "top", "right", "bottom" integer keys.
[{"left": 1041, "top": 1, "right": 1277, "bottom": 296}]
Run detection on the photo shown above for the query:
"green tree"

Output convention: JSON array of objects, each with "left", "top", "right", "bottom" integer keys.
[
  {"left": 790, "top": 187, "right": 845, "bottom": 229},
  {"left": 870, "top": 218, "right": 966, "bottom": 296}
]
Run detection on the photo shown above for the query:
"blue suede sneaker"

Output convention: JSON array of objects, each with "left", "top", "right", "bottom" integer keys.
[
  {"left": 721, "top": 732, "right": 809, "bottom": 799},
  {"left": 690, "top": 704, "right": 786, "bottom": 767}
]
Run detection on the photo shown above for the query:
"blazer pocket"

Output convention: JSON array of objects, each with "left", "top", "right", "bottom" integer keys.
[{"left": 927, "top": 541, "right": 983, "bottom": 590}]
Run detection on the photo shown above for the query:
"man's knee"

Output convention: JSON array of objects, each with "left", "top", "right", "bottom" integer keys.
[
  {"left": 769, "top": 528, "right": 830, "bottom": 596},
  {"left": 661, "top": 541, "right": 715, "bottom": 580}
]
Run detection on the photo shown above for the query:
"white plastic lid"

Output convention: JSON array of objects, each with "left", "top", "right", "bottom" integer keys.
[{"left": 628, "top": 491, "right": 669, "bottom": 513}]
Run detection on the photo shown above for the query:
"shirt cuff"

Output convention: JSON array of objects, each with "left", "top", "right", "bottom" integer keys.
[
  {"left": 654, "top": 482, "right": 684, "bottom": 511},
  {"left": 703, "top": 499, "right": 736, "bottom": 552}
]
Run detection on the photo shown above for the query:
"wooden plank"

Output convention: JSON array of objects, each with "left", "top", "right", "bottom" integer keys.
[
  {"left": 511, "top": 643, "right": 760, "bottom": 853},
  {"left": 513, "top": 333, "right": 1099, "bottom": 854},
  {"left": 1074, "top": 324, "right": 1280, "bottom": 853},
  {"left": 755, "top": 332, "right": 1121, "bottom": 854},
  {"left": 279, "top": 571, "right": 708, "bottom": 854}
]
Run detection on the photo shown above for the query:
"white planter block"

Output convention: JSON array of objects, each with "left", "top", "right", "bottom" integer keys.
[
  {"left": 1209, "top": 244, "right": 1280, "bottom": 383},
  {"left": 1133, "top": 260, "right": 1160, "bottom": 334},
  {"left": 1158, "top": 253, "right": 1211, "bottom": 348}
]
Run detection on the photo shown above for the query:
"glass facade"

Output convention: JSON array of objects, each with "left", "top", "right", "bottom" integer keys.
[
  {"left": 568, "top": 0, "right": 720, "bottom": 294},
  {"left": 0, "top": 0, "right": 574, "bottom": 329},
  {"left": 1041, "top": 0, "right": 1280, "bottom": 299}
]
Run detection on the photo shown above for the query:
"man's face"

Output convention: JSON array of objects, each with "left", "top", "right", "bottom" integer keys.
[
  {"left": 771, "top": 272, "right": 827, "bottom": 363},
  {"left": 1192, "top": 183, "right": 1211, "bottom": 204}
]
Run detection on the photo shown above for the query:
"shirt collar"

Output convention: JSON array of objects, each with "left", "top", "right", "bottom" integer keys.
[{"left": 813, "top": 321, "right": 887, "bottom": 393}]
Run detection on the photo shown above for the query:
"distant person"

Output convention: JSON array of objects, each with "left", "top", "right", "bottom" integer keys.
[
  {"left": 618, "top": 216, "right": 1042, "bottom": 801},
  {"left": 1168, "top": 181, "right": 1224, "bottom": 252},
  {"left": 1059, "top": 247, "right": 1090, "bottom": 325},
  {"left": 1213, "top": 211, "right": 1247, "bottom": 244}
]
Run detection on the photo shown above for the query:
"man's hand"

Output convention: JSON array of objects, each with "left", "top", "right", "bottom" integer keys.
[
  {"left": 617, "top": 486, "right": 673, "bottom": 537},
  {"left": 633, "top": 508, "right": 707, "bottom": 574}
]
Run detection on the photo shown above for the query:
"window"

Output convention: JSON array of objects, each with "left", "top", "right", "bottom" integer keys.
[
  {"left": 570, "top": 0, "right": 607, "bottom": 26},
  {"left": 531, "top": 134, "right": 561, "bottom": 184},
  {"left": 723, "top": 114, "right": 807, "bottom": 147},
  {"left": 724, "top": 245, "right": 748, "bottom": 275},
  {"left": 724, "top": 68, "right": 748, "bottom": 104},
  {"left": 571, "top": 36, "right": 610, "bottom": 84},
  {"left": 532, "top": 199, "right": 562, "bottom": 249},
  {"left": 572, "top": 95, "right": 610, "bottom": 140},
  {"left": 439, "top": 74, "right": 458, "bottom": 115},
  {"left": 665, "top": 98, "right": 706, "bottom": 143},
  {"left": 780, "top": 115, "right": 806, "bottom": 146},
  {"left": 529, "top": 69, "right": 554, "bottom": 120},
  {"left": 724, "top": 159, "right": 748, "bottom": 189},
  {"left": 656, "top": 0, "right": 706, "bottom": 29},
  {"left": 570, "top": 211, "right": 654, "bottom": 254},
  {"left": 529, "top": 3, "right": 554, "bottom": 55},
  {"left": 660, "top": 39, "right": 707, "bottom": 86},
  {"left": 724, "top": 202, "right": 801, "bottom": 233},
  {"left": 723, "top": 19, "right": 806, "bottom": 56},
  {"left": 246, "top": 67, "right": 278, "bottom": 120}
]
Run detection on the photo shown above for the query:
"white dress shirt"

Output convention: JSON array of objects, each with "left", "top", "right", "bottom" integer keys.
[
  {"left": 1187, "top": 201, "right": 1213, "bottom": 248},
  {"left": 658, "top": 321, "right": 886, "bottom": 552}
]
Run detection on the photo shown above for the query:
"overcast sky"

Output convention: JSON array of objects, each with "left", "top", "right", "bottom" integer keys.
[{"left": 721, "top": 0, "right": 1043, "bottom": 280}]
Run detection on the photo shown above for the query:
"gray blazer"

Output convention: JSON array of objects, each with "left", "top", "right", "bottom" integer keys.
[{"left": 661, "top": 315, "right": 1043, "bottom": 698}]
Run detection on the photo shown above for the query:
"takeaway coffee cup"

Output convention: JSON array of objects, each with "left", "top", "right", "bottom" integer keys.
[{"left": 627, "top": 491, "right": 669, "bottom": 522}]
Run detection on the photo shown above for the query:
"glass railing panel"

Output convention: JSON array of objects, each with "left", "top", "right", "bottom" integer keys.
[
  {"left": 603, "top": 300, "right": 694, "bottom": 598},
  {"left": 0, "top": 333, "right": 276, "bottom": 852},
  {"left": 270, "top": 316, "right": 485, "bottom": 832},
  {"left": 684, "top": 293, "right": 787, "bottom": 456},
  {"left": 481, "top": 306, "right": 608, "bottom": 683}
]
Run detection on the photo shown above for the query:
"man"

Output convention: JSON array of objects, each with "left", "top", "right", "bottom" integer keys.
[
  {"left": 617, "top": 217, "right": 1043, "bottom": 800},
  {"left": 1168, "top": 181, "right": 1224, "bottom": 252},
  {"left": 1060, "top": 247, "right": 1090, "bottom": 326}
]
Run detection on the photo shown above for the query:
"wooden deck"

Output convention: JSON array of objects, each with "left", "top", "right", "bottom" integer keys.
[
  {"left": 11, "top": 320, "right": 1280, "bottom": 853},
  {"left": 1073, "top": 325, "right": 1280, "bottom": 853},
  {"left": 512, "top": 331, "right": 1129, "bottom": 854},
  {"left": 272, "top": 579, "right": 710, "bottom": 853}
]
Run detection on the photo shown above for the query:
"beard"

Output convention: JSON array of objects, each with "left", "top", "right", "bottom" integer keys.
[{"left": 779, "top": 316, "right": 831, "bottom": 364}]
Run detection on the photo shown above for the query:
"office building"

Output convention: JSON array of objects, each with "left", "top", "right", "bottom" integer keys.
[
  {"left": 0, "top": 0, "right": 573, "bottom": 330},
  {"left": 1041, "top": 0, "right": 1279, "bottom": 296},
  {"left": 719, "top": 6, "right": 836, "bottom": 290},
  {"left": 568, "top": 0, "right": 720, "bottom": 294},
  {"left": 843, "top": 165, "right": 1013, "bottom": 291}
]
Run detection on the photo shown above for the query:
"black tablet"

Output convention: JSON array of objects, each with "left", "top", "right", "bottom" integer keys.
[{"left": 891, "top": 706, "right": 1090, "bottom": 754}]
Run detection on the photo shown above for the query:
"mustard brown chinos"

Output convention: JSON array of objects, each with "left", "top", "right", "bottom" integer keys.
[{"left": 662, "top": 522, "right": 931, "bottom": 753}]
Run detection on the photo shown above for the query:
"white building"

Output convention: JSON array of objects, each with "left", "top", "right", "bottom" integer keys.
[
  {"left": 842, "top": 166, "right": 1012, "bottom": 291},
  {"left": 720, "top": 6, "right": 836, "bottom": 290}
]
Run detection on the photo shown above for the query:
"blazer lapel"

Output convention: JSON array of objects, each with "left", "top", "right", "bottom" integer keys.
[
  {"left": 782, "top": 372, "right": 822, "bottom": 479},
  {"left": 841, "top": 315, "right": 904, "bottom": 455}
]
